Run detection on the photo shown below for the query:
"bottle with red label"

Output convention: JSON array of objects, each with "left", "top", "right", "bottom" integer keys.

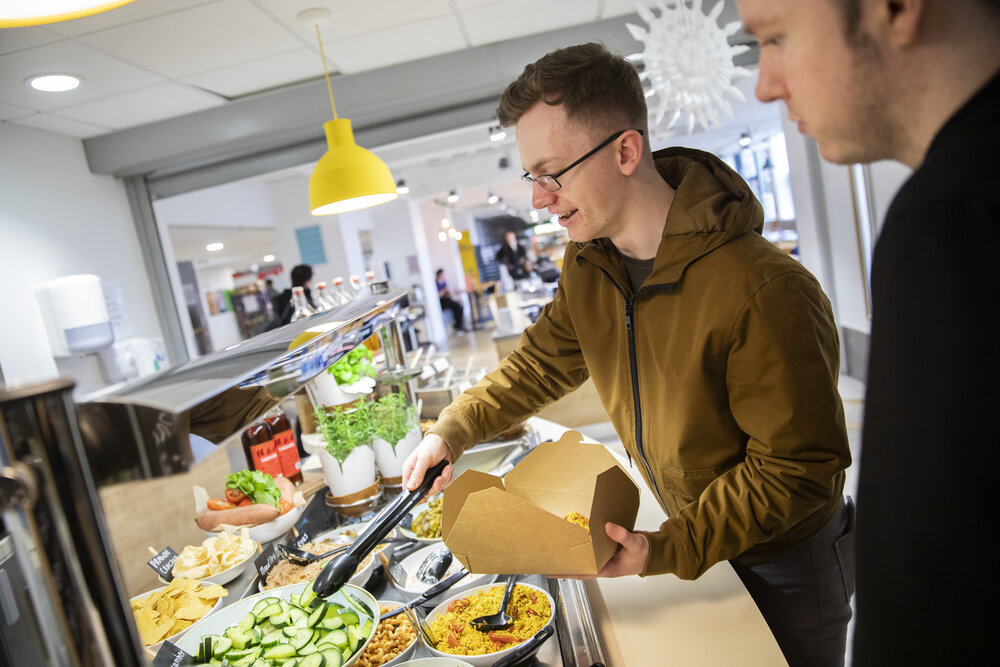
[
  {"left": 263, "top": 407, "right": 302, "bottom": 484},
  {"left": 241, "top": 420, "right": 282, "bottom": 477}
]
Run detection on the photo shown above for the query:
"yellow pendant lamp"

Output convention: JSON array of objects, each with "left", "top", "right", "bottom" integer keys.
[
  {"left": 0, "top": 1, "right": 136, "bottom": 27},
  {"left": 306, "top": 14, "right": 397, "bottom": 216}
]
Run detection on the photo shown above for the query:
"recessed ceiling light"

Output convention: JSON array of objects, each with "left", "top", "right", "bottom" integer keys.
[
  {"left": 206, "top": 242, "right": 224, "bottom": 252},
  {"left": 1, "top": 1, "right": 136, "bottom": 28},
  {"left": 27, "top": 74, "right": 81, "bottom": 92},
  {"left": 263, "top": 254, "right": 276, "bottom": 262}
]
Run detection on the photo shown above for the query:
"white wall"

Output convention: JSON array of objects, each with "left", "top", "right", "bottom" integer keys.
[
  {"left": 196, "top": 265, "right": 241, "bottom": 351},
  {"left": 0, "top": 124, "right": 163, "bottom": 387}
]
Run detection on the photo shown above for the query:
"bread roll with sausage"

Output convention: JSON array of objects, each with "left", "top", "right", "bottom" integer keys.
[{"left": 195, "top": 503, "right": 280, "bottom": 531}]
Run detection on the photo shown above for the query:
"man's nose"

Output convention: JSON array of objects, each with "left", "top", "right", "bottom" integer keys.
[
  {"left": 531, "top": 183, "right": 556, "bottom": 210},
  {"left": 755, "top": 53, "right": 788, "bottom": 103}
]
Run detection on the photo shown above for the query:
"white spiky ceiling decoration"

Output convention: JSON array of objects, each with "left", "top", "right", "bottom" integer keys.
[{"left": 628, "top": 0, "right": 752, "bottom": 135}]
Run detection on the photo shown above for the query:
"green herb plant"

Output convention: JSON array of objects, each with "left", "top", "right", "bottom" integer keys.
[
  {"left": 371, "top": 391, "right": 418, "bottom": 453},
  {"left": 314, "top": 402, "right": 374, "bottom": 473},
  {"left": 225, "top": 470, "right": 281, "bottom": 508},
  {"left": 327, "top": 346, "right": 376, "bottom": 386}
]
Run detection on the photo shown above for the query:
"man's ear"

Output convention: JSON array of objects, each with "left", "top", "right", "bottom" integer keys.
[
  {"left": 872, "top": 0, "right": 925, "bottom": 48},
  {"left": 617, "top": 129, "right": 645, "bottom": 176}
]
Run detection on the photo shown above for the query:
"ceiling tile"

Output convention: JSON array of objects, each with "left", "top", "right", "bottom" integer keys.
[
  {"left": 0, "top": 102, "right": 31, "bottom": 120},
  {"left": 255, "top": 0, "right": 452, "bottom": 42},
  {"left": 42, "top": 0, "right": 212, "bottom": 36},
  {"left": 0, "top": 25, "right": 65, "bottom": 55},
  {"left": 461, "top": 0, "right": 601, "bottom": 46},
  {"left": 78, "top": 0, "right": 303, "bottom": 79},
  {"left": 0, "top": 40, "right": 164, "bottom": 112},
  {"left": 7, "top": 113, "right": 111, "bottom": 138},
  {"left": 181, "top": 48, "right": 324, "bottom": 98},
  {"left": 327, "top": 15, "right": 467, "bottom": 74},
  {"left": 53, "top": 82, "right": 224, "bottom": 130}
]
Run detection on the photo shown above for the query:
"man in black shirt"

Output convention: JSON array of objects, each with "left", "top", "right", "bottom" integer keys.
[
  {"left": 495, "top": 230, "right": 532, "bottom": 280},
  {"left": 736, "top": 0, "right": 1000, "bottom": 663},
  {"left": 269, "top": 264, "right": 316, "bottom": 328}
]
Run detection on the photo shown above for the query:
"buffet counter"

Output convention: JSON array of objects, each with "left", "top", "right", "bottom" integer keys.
[{"left": 529, "top": 418, "right": 787, "bottom": 667}]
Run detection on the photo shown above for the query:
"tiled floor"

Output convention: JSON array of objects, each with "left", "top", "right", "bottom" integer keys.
[{"left": 437, "top": 325, "right": 866, "bottom": 663}]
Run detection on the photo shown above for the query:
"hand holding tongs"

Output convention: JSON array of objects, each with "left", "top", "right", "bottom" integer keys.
[{"left": 312, "top": 460, "right": 448, "bottom": 598}]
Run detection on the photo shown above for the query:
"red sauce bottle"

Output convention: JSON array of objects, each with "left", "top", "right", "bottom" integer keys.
[
  {"left": 241, "top": 420, "right": 281, "bottom": 478},
  {"left": 264, "top": 408, "right": 302, "bottom": 484}
]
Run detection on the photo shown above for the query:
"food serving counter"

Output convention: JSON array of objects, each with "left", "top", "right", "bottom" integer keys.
[{"left": 0, "top": 285, "right": 608, "bottom": 666}]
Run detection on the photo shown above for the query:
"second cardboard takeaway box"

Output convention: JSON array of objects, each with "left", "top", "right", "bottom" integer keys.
[{"left": 442, "top": 431, "right": 640, "bottom": 575}]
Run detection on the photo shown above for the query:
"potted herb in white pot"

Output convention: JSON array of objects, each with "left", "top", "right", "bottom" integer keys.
[
  {"left": 313, "top": 403, "right": 375, "bottom": 498},
  {"left": 311, "top": 346, "right": 377, "bottom": 408},
  {"left": 370, "top": 392, "right": 421, "bottom": 485}
]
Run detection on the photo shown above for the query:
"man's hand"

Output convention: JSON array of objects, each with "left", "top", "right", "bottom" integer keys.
[
  {"left": 401, "top": 433, "right": 454, "bottom": 496},
  {"left": 559, "top": 522, "right": 649, "bottom": 580}
]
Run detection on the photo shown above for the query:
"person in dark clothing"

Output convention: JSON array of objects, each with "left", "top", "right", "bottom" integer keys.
[
  {"left": 495, "top": 230, "right": 532, "bottom": 280},
  {"left": 737, "top": 0, "right": 1000, "bottom": 663},
  {"left": 435, "top": 268, "right": 466, "bottom": 333},
  {"left": 269, "top": 264, "right": 316, "bottom": 328}
]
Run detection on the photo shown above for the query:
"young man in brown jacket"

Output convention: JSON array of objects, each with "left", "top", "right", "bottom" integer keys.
[{"left": 404, "top": 43, "right": 853, "bottom": 666}]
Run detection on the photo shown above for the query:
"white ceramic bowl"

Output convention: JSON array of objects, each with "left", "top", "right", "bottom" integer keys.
[
  {"left": 422, "top": 582, "right": 555, "bottom": 667},
  {"left": 165, "top": 540, "right": 258, "bottom": 587},
  {"left": 392, "top": 544, "right": 496, "bottom": 598},
  {"left": 176, "top": 582, "right": 377, "bottom": 666},
  {"left": 359, "top": 600, "right": 420, "bottom": 667},
  {"left": 398, "top": 497, "right": 444, "bottom": 543},
  {"left": 201, "top": 504, "right": 303, "bottom": 544},
  {"left": 258, "top": 545, "right": 381, "bottom": 593},
  {"left": 130, "top": 581, "right": 225, "bottom": 657}
]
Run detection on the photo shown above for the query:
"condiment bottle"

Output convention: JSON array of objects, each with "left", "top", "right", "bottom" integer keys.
[
  {"left": 263, "top": 407, "right": 302, "bottom": 484},
  {"left": 241, "top": 420, "right": 282, "bottom": 477}
]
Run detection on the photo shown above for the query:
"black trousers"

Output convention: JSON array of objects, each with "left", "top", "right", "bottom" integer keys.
[
  {"left": 440, "top": 296, "right": 464, "bottom": 330},
  {"left": 731, "top": 497, "right": 856, "bottom": 667}
]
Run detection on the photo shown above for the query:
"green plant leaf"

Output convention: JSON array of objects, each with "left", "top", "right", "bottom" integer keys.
[
  {"left": 326, "top": 346, "right": 376, "bottom": 386},
  {"left": 371, "top": 391, "right": 418, "bottom": 451},
  {"left": 225, "top": 469, "right": 281, "bottom": 507},
  {"left": 314, "top": 401, "right": 373, "bottom": 473}
]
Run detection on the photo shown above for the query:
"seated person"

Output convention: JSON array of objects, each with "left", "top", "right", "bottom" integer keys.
[{"left": 436, "top": 269, "right": 466, "bottom": 333}]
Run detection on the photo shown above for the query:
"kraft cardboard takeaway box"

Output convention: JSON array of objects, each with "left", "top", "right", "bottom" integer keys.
[{"left": 442, "top": 431, "right": 640, "bottom": 575}]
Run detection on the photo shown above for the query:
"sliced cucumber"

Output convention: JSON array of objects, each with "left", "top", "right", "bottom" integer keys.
[
  {"left": 321, "top": 648, "right": 342, "bottom": 667},
  {"left": 211, "top": 636, "right": 232, "bottom": 658},
  {"left": 346, "top": 623, "right": 361, "bottom": 654},
  {"left": 290, "top": 628, "right": 315, "bottom": 651},
  {"left": 297, "top": 643, "right": 319, "bottom": 656},
  {"left": 252, "top": 597, "right": 280, "bottom": 615},
  {"left": 257, "top": 602, "right": 282, "bottom": 620},
  {"left": 226, "top": 626, "right": 247, "bottom": 651},
  {"left": 298, "top": 654, "right": 324, "bottom": 667},
  {"left": 263, "top": 643, "right": 297, "bottom": 660},
  {"left": 336, "top": 609, "right": 359, "bottom": 627},
  {"left": 317, "top": 628, "right": 348, "bottom": 649},
  {"left": 319, "top": 617, "right": 344, "bottom": 630}
]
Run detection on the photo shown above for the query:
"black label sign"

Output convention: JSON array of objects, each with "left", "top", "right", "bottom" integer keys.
[
  {"left": 291, "top": 528, "right": 313, "bottom": 549},
  {"left": 147, "top": 547, "right": 179, "bottom": 582},
  {"left": 255, "top": 542, "right": 280, "bottom": 581},
  {"left": 152, "top": 640, "right": 192, "bottom": 666}
]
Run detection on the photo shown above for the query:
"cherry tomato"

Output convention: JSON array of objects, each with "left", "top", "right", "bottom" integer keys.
[
  {"left": 207, "top": 498, "right": 236, "bottom": 511},
  {"left": 237, "top": 498, "right": 253, "bottom": 507},
  {"left": 224, "top": 488, "right": 247, "bottom": 504}
]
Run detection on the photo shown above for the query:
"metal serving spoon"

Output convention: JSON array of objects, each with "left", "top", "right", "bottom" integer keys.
[
  {"left": 379, "top": 567, "right": 470, "bottom": 621},
  {"left": 278, "top": 537, "right": 413, "bottom": 565},
  {"left": 469, "top": 574, "right": 519, "bottom": 632}
]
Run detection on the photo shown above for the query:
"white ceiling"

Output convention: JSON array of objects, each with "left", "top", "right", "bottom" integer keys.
[
  {"left": 3, "top": 1, "right": 779, "bottom": 270},
  {"left": 0, "top": 0, "right": 651, "bottom": 138}
]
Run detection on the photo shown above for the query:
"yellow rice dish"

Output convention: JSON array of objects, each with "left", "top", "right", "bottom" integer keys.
[
  {"left": 428, "top": 584, "right": 551, "bottom": 656},
  {"left": 563, "top": 511, "right": 590, "bottom": 533}
]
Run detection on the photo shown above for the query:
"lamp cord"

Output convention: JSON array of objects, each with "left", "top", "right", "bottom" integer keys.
[{"left": 315, "top": 24, "right": 338, "bottom": 120}]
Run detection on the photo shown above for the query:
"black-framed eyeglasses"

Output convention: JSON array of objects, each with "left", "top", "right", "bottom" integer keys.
[{"left": 521, "top": 128, "right": 644, "bottom": 192}]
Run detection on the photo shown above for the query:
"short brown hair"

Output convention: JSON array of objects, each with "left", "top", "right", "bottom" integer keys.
[{"left": 497, "top": 42, "right": 647, "bottom": 132}]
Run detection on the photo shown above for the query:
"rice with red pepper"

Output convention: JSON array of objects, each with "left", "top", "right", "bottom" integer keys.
[{"left": 428, "top": 584, "right": 550, "bottom": 656}]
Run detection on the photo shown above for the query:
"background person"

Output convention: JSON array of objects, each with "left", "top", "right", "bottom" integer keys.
[
  {"left": 734, "top": 0, "right": 1000, "bottom": 662},
  {"left": 404, "top": 42, "right": 853, "bottom": 666},
  {"left": 435, "top": 268, "right": 467, "bottom": 334},
  {"left": 495, "top": 229, "right": 532, "bottom": 280},
  {"left": 269, "top": 264, "right": 315, "bottom": 328}
]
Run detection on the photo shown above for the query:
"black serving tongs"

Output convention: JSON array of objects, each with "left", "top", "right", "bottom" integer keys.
[{"left": 312, "top": 460, "right": 448, "bottom": 598}]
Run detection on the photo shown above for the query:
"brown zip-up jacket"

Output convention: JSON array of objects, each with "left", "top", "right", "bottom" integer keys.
[{"left": 429, "top": 147, "right": 850, "bottom": 579}]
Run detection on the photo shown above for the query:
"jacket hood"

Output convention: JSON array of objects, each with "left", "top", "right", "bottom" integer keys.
[{"left": 577, "top": 146, "right": 764, "bottom": 288}]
